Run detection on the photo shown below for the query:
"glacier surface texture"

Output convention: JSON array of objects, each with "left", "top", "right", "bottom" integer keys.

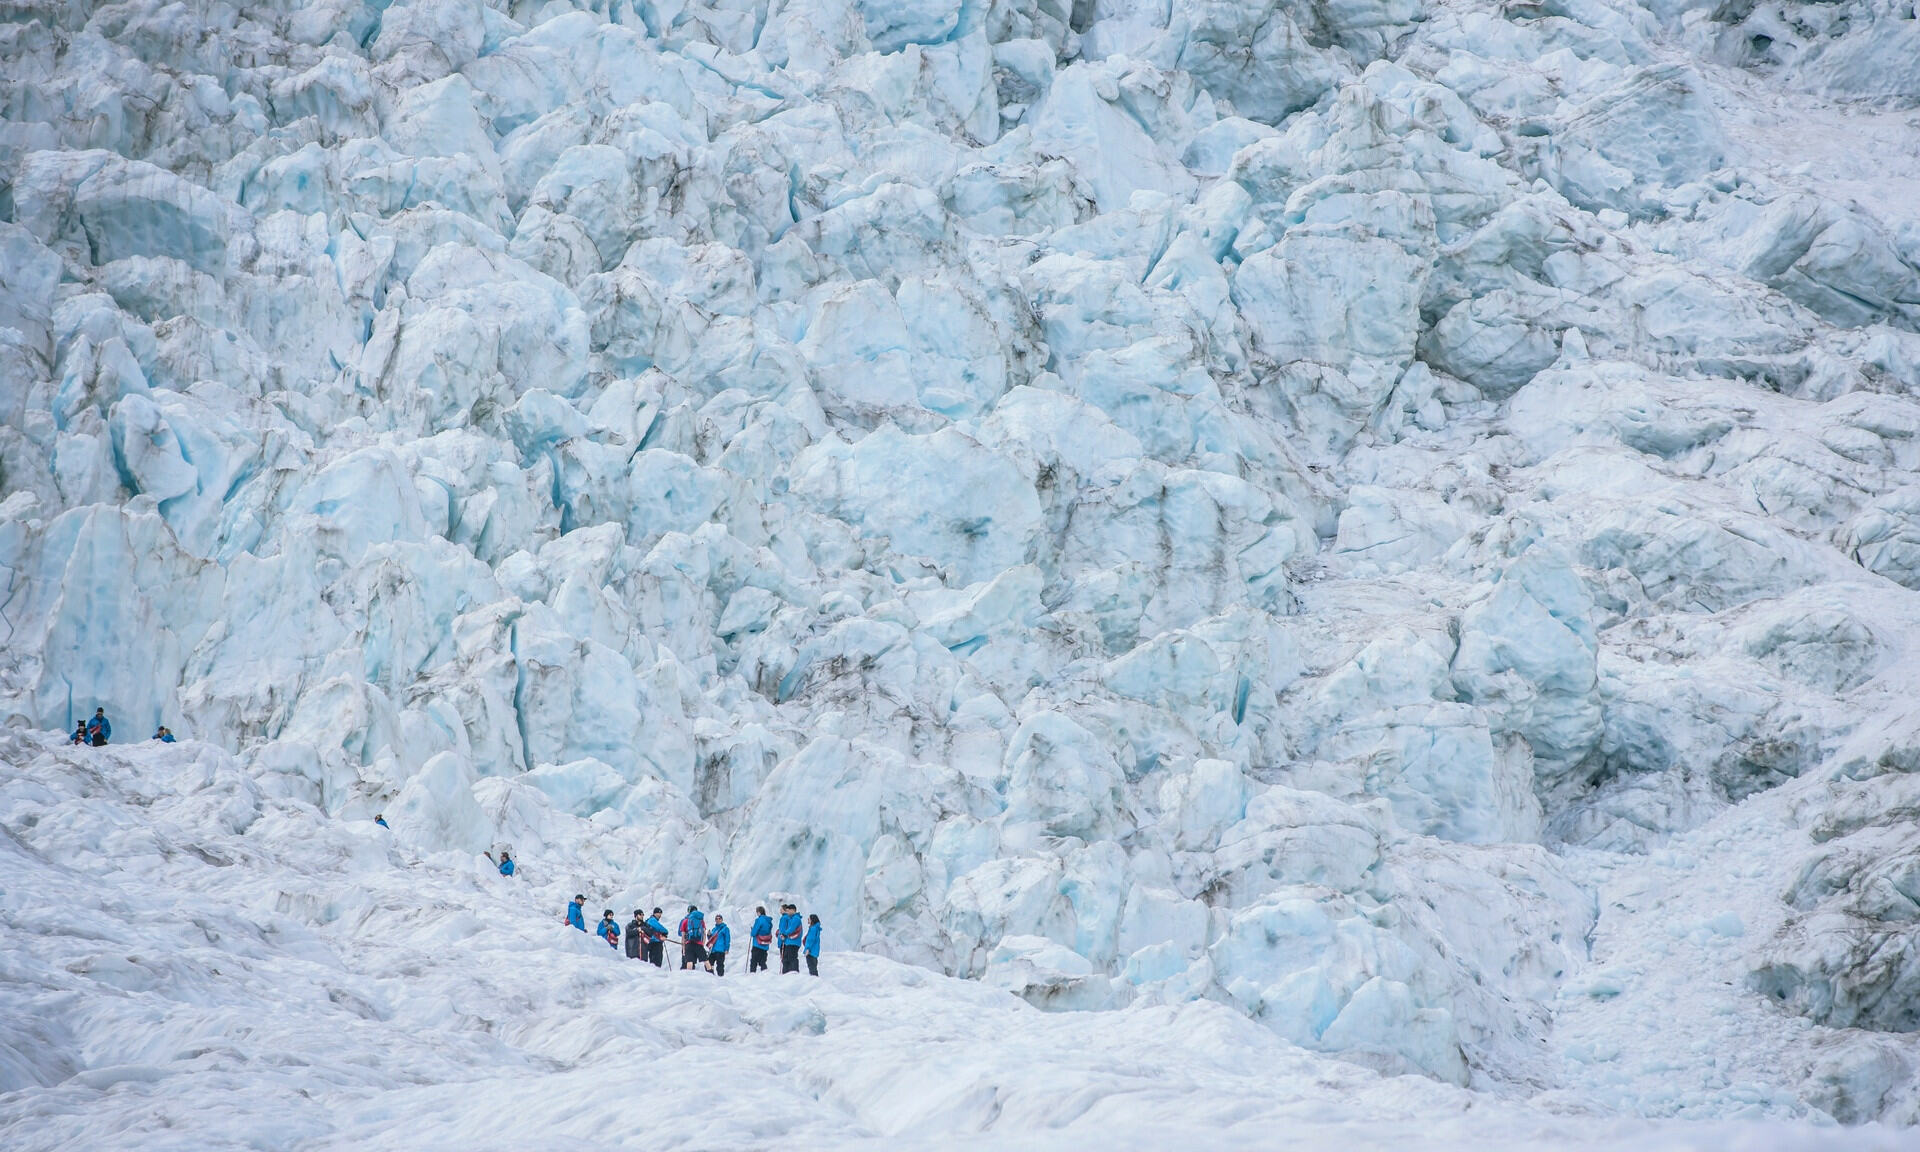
[{"left": 4, "top": 0, "right": 1920, "bottom": 1145}]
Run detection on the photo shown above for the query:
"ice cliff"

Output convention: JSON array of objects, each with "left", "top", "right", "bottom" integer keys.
[{"left": 3, "top": 0, "right": 1920, "bottom": 1131}]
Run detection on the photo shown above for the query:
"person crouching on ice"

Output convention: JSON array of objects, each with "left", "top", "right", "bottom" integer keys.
[
  {"left": 707, "top": 915, "right": 730, "bottom": 977},
  {"left": 69, "top": 723, "right": 87, "bottom": 745},
  {"left": 598, "top": 909, "right": 621, "bottom": 949},
  {"left": 679, "top": 905, "right": 706, "bottom": 969}
]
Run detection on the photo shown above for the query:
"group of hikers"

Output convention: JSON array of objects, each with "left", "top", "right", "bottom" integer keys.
[
  {"left": 568, "top": 896, "right": 823, "bottom": 976},
  {"left": 65, "top": 709, "right": 175, "bottom": 745},
  {"left": 66, "top": 709, "right": 825, "bottom": 981},
  {"left": 377, "top": 830, "right": 820, "bottom": 978}
]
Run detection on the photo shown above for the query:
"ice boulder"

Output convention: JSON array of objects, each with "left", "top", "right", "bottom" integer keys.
[
  {"left": 1332, "top": 485, "right": 1472, "bottom": 574},
  {"left": 1328, "top": 704, "right": 1542, "bottom": 844},
  {"left": 387, "top": 751, "right": 491, "bottom": 854},
  {"left": 524, "top": 758, "right": 629, "bottom": 817},
  {"left": 1001, "top": 711, "right": 1134, "bottom": 840},
  {"left": 1538, "top": 65, "right": 1727, "bottom": 218},
  {"left": 859, "top": 0, "right": 963, "bottom": 53},
  {"left": 1161, "top": 0, "right": 1341, "bottom": 124},
  {"left": 1157, "top": 757, "right": 1251, "bottom": 851},
  {"left": 1233, "top": 190, "right": 1436, "bottom": 449},
  {"left": 1024, "top": 60, "right": 1200, "bottom": 212},
  {"left": 792, "top": 425, "right": 1043, "bottom": 585},
  {"left": 365, "top": 244, "right": 589, "bottom": 430},
  {"left": 982, "top": 935, "right": 1125, "bottom": 1011},
  {"left": 1451, "top": 549, "right": 1602, "bottom": 793},
  {"left": 1210, "top": 889, "right": 1469, "bottom": 1083},
  {"left": 1211, "top": 786, "right": 1385, "bottom": 903},
  {"left": 1845, "top": 487, "right": 1920, "bottom": 589},
  {"left": 15, "top": 151, "right": 245, "bottom": 276}
]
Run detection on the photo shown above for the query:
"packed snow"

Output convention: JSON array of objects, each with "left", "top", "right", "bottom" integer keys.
[{"left": 3, "top": 0, "right": 1920, "bottom": 1144}]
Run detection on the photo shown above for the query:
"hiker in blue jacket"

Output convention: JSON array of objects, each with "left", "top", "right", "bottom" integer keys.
[
  {"left": 777, "top": 904, "right": 803, "bottom": 974},
  {"left": 566, "top": 895, "right": 587, "bottom": 932},
  {"left": 598, "top": 910, "right": 621, "bottom": 949},
  {"left": 804, "top": 915, "right": 822, "bottom": 976},
  {"left": 643, "top": 909, "right": 668, "bottom": 967},
  {"left": 374, "top": 814, "right": 388, "bottom": 829},
  {"left": 679, "top": 906, "right": 706, "bottom": 970},
  {"left": 749, "top": 906, "right": 773, "bottom": 973},
  {"left": 69, "top": 723, "right": 87, "bottom": 745},
  {"left": 152, "top": 726, "right": 175, "bottom": 742},
  {"left": 486, "top": 849, "right": 514, "bottom": 877},
  {"left": 86, "top": 708, "right": 110, "bottom": 746},
  {"left": 707, "top": 915, "right": 731, "bottom": 977}
]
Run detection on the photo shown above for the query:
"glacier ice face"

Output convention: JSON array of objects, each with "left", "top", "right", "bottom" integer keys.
[{"left": 4, "top": 0, "right": 1920, "bottom": 1132}]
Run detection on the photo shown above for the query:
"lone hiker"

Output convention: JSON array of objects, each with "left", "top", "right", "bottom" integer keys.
[
  {"left": 486, "top": 849, "right": 514, "bottom": 877},
  {"left": 86, "top": 708, "right": 110, "bottom": 746},
  {"left": 374, "top": 814, "right": 388, "bottom": 829},
  {"left": 804, "top": 914, "right": 822, "bottom": 976},
  {"left": 566, "top": 895, "right": 587, "bottom": 932},
  {"left": 707, "top": 914, "right": 731, "bottom": 977},
  {"left": 777, "top": 903, "right": 803, "bottom": 974},
  {"left": 644, "top": 908, "right": 668, "bottom": 966},
  {"left": 749, "top": 906, "right": 773, "bottom": 973},
  {"left": 679, "top": 905, "right": 706, "bottom": 970},
  {"left": 598, "top": 909, "right": 621, "bottom": 949}
]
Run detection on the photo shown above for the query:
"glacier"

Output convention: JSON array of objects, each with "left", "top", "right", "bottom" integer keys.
[{"left": 3, "top": 0, "right": 1920, "bottom": 1144}]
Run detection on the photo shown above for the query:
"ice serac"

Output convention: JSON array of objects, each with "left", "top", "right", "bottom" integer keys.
[{"left": 4, "top": 0, "right": 1920, "bottom": 1132}]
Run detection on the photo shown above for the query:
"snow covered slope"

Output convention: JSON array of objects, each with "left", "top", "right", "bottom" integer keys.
[
  {"left": 4, "top": 0, "right": 1920, "bottom": 1139},
  {"left": 0, "top": 731, "right": 1910, "bottom": 1148}
]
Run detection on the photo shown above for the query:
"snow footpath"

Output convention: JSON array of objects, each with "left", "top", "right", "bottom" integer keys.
[{"left": 0, "top": 732, "right": 1910, "bottom": 1150}]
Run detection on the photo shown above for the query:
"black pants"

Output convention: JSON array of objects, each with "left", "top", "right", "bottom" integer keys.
[
  {"left": 749, "top": 946, "right": 768, "bottom": 972},
  {"left": 806, "top": 953, "right": 818, "bottom": 976},
  {"left": 780, "top": 944, "right": 800, "bottom": 973},
  {"left": 647, "top": 941, "right": 664, "bottom": 967},
  {"left": 625, "top": 931, "right": 642, "bottom": 960},
  {"left": 711, "top": 952, "right": 726, "bottom": 976},
  {"left": 91, "top": 733, "right": 105, "bottom": 746},
  {"left": 682, "top": 941, "right": 704, "bottom": 968}
]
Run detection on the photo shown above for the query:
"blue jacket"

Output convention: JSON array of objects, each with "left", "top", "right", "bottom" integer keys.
[
  {"left": 156, "top": 732, "right": 175, "bottom": 743},
  {"left": 567, "top": 901, "right": 586, "bottom": 931},
  {"left": 644, "top": 916, "right": 667, "bottom": 940},
  {"left": 88, "top": 715, "right": 110, "bottom": 740},
  {"left": 804, "top": 922, "right": 821, "bottom": 956},
  {"left": 680, "top": 911, "right": 705, "bottom": 941},
  {"left": 598, "top": 918, "right": 621, "bottom": 947},
  {"left": 708, "top": 923, "right": 730, "bottom": 954},
  {"left": 374, "top": 816, "right": 388, "bottom": 828},
  {"left": 751, "top": 914, "right": 774, "bottom": 947},
  {"left": 777, "top": 912, "right": 802, "bottom": 946},
  {"left": 498, "top": 857, "right": 515, "bottom": 876}
]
